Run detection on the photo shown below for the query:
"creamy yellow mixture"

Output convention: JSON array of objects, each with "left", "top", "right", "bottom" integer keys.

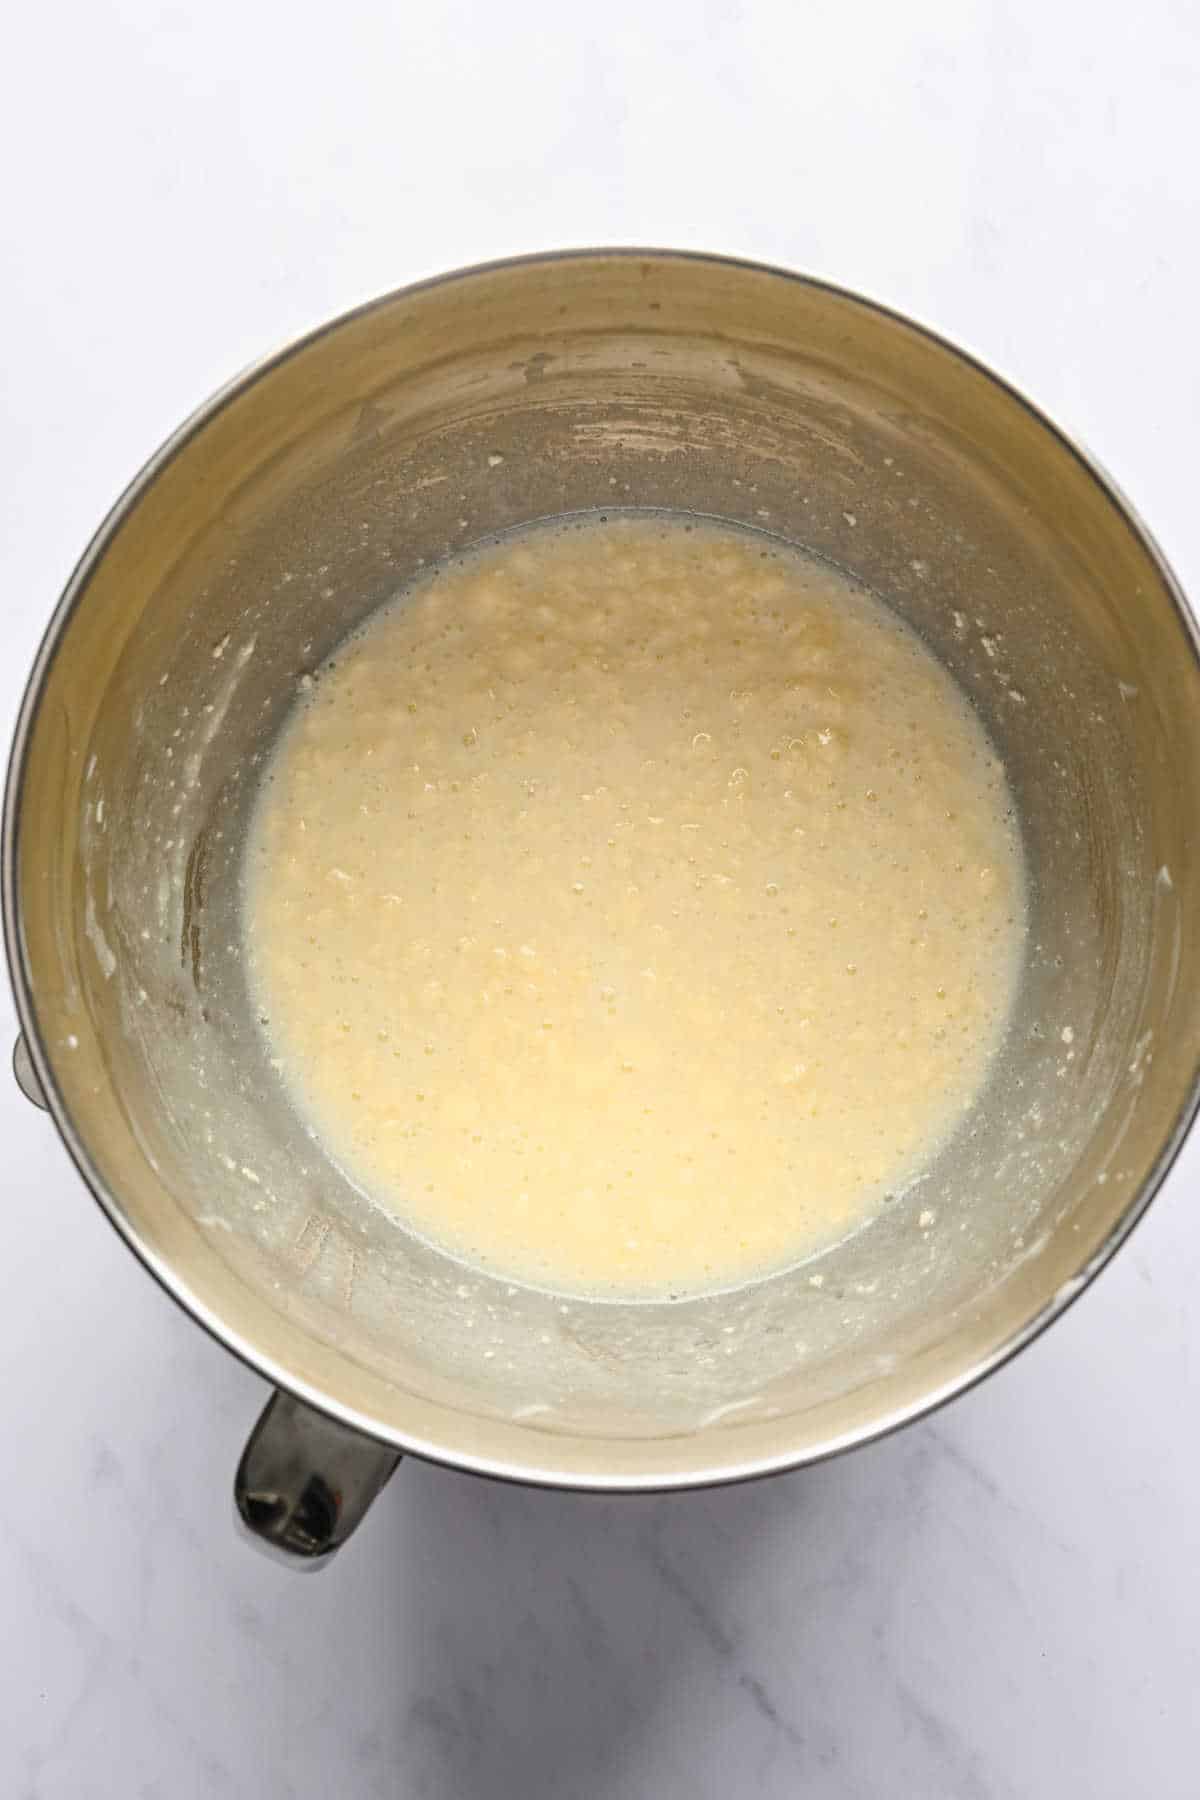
[{"left": 245, "top": 517, "right": 1024, "bottom": 1297}]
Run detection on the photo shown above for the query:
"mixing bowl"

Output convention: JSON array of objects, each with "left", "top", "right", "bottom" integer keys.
[{"left": 6, "top": 250, "right": 1198, "bottom": 1563}]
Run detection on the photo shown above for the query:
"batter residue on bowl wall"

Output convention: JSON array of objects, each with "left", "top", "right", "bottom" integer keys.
[{"left": 244, "top": 514, "right": 1026, "bottom": 1298}]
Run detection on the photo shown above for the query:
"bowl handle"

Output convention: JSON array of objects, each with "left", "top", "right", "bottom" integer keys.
[
  {"left": 234, "top": 1388, "right": 401, "bottom": 1567},
  {"left": 13, "top": 1035, "right": 48, "bottom": 1109}
]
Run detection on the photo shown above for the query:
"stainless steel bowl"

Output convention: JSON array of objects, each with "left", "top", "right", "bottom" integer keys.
[{"left": 6, "top": 250, "right": 1199, "bottom": 1563}]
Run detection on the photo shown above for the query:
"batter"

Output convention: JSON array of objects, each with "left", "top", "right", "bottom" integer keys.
[{"left": 245, "top": 516, "right": 1024, "bottom": 1297}]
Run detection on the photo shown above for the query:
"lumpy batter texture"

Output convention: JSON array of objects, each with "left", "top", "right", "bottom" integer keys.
[{"left": 245, "top": 517, "right": 1024, "bottom": 1297}]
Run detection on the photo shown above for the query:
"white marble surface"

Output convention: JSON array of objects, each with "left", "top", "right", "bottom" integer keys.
[{"left": 4, "top": 2, "right": 1200, "bottom": 1793}]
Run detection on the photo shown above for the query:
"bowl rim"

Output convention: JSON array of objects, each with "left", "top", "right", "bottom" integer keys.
[{"left": 6, "top": 244, "right": 1200, "bottom": 1491}]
